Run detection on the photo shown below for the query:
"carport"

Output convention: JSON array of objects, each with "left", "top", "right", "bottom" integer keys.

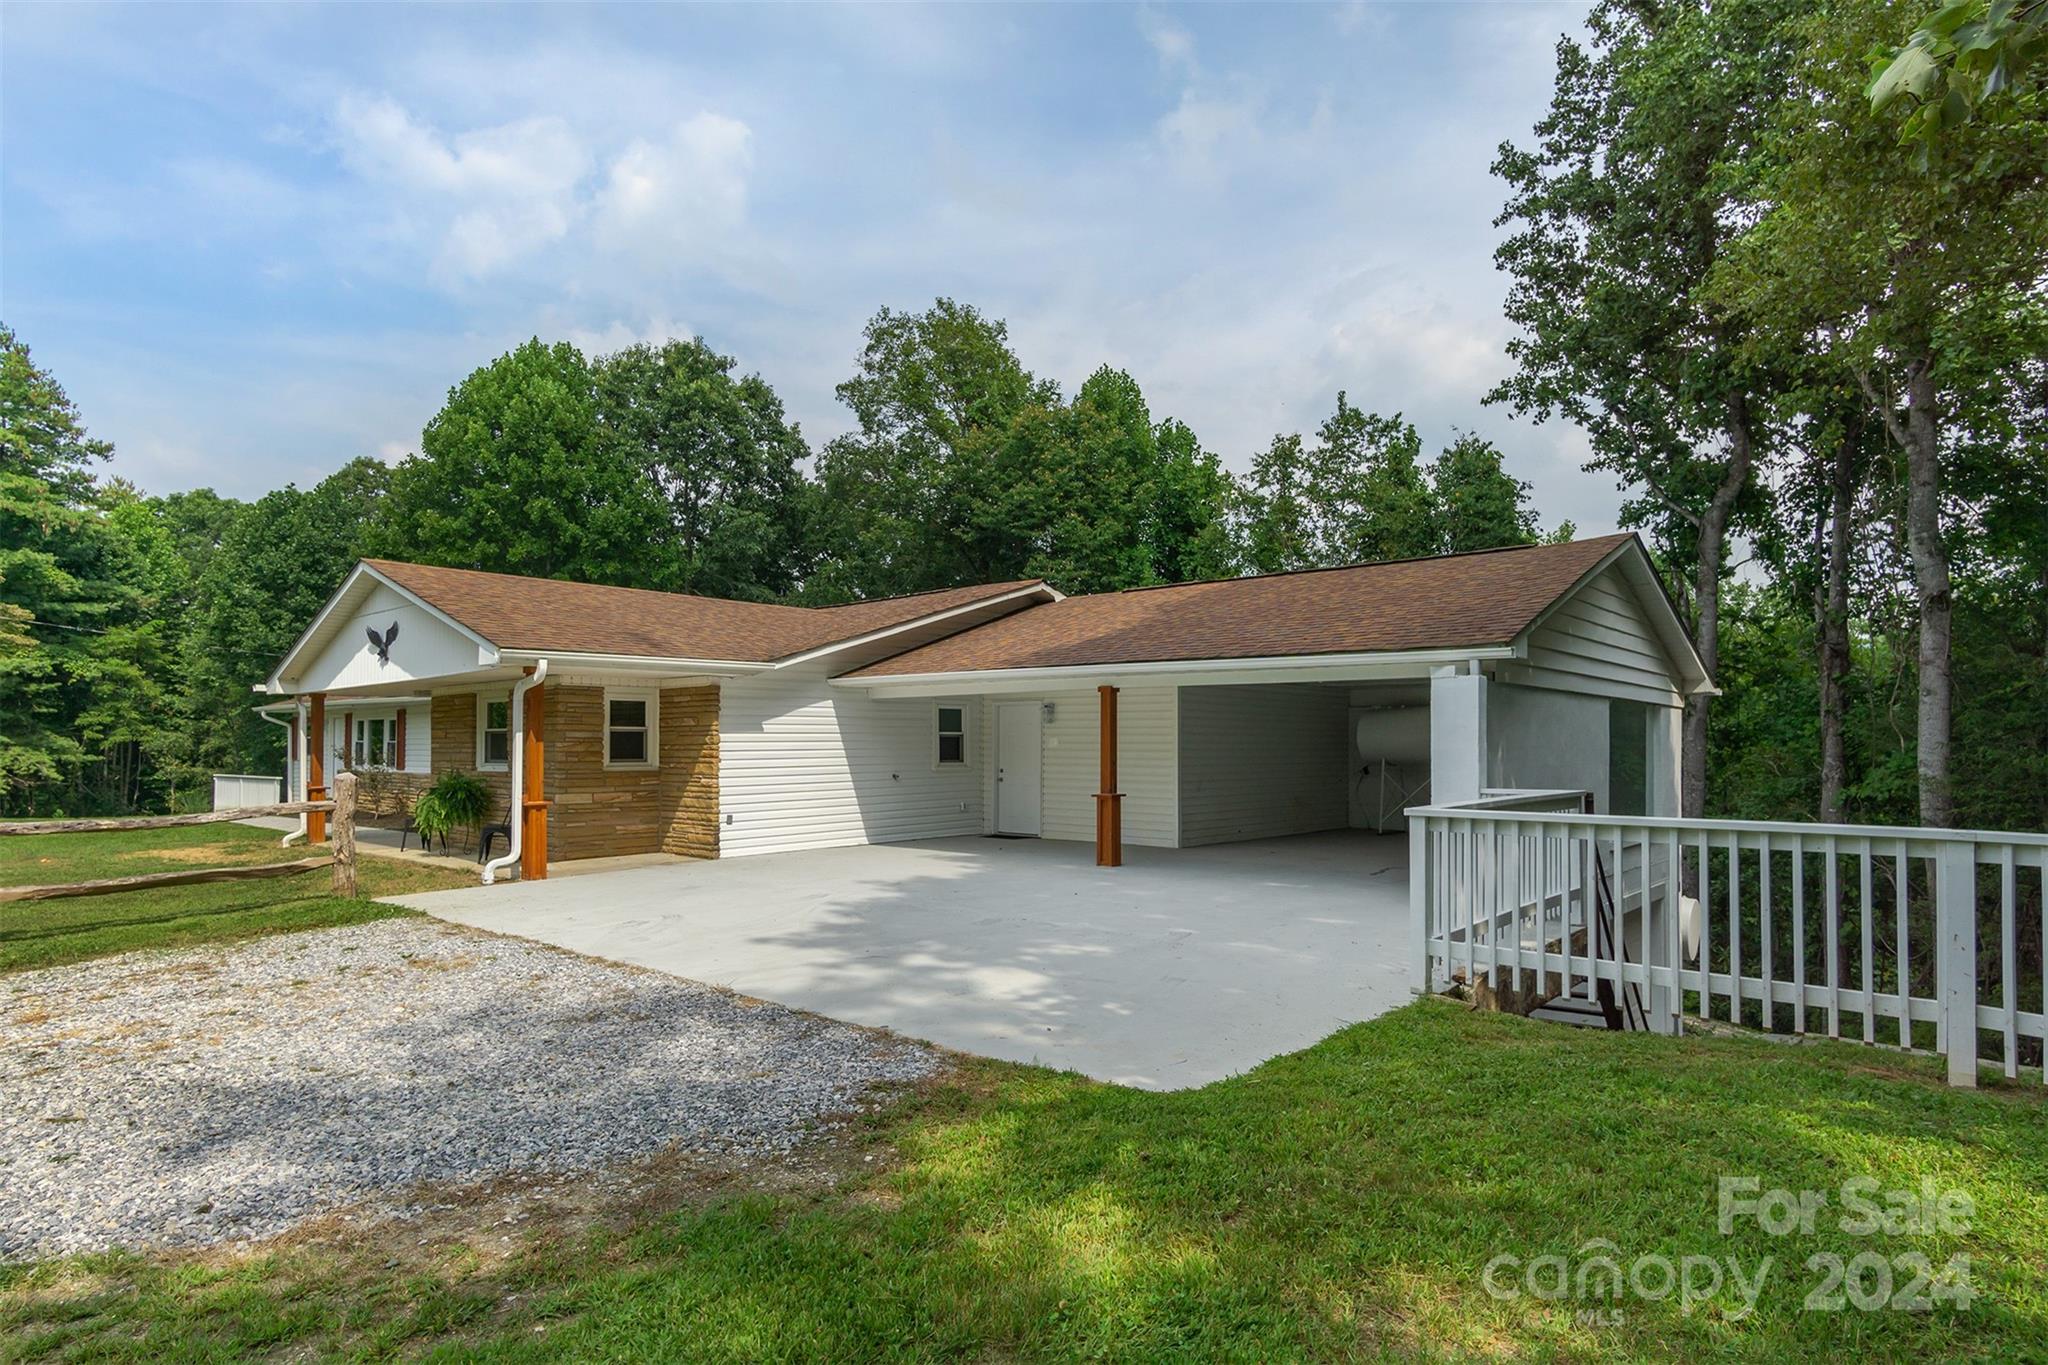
[{"left": 391, "top": 830, "right": 1413, "bottom": 1089}]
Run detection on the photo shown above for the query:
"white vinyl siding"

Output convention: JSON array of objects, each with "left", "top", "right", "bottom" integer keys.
[
  {"left": 323, "top": 704, "right": 429, "bottom": 774},
  {"left": 1509, "top": 565, "right": 1684, "bottom": 707},
  {"left": 402, "top": 704, "right": 429, "bottom": 773},
  {"left": 717, "top": 667, "right": 984, "bottom": 857},
  {"left": 1487, "top": 681, "right": 1681, "bottom": 817},
  {"left": 1177, "top": 684, "right": 1349, "bottom": 846},
  {"left": 981, "top": 685, "right": 1178, "bottom": 848}
]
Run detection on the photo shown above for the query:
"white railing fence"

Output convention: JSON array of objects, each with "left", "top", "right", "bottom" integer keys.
[
  {"left": 211, "top": 773, "right": 284, "bottom": 811},
  {"left": 1408, "top": 802, "right": 2048, "bottom": 1088}
]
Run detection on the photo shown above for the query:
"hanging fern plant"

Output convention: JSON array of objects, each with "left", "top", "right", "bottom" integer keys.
[{"left": 412, "top": 770, "right": 491, "bottom": 842}]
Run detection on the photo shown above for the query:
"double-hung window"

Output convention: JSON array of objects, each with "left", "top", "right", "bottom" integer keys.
[
  {"left": 605, "top": 690, "right": 658, "bottom": 768},
  {"left": 480, "top": 697, "right": 511, "bottom": 770},
  {"left": 935, "top": 705, "right": 967, "bottom": 766}
]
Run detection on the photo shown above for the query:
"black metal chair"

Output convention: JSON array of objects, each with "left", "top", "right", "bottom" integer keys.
[{"left": 477, "top": 803, "right": 514, "bottom": 864}]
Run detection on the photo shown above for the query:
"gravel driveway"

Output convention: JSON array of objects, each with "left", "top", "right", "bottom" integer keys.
[{"left": 1, "top": 918, "right": 938, "bottom": 1261}]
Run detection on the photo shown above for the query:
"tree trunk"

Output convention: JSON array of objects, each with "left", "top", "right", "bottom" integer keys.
[
  {"left": 1818, "top": 410, "right": 1860, "bottom": 823},
  {"left": 1901, "top": 356, "right": 1953, "bottom": 827},
  {"left": 1682, "top": 393, "right": 1755, "bottom": 819}
]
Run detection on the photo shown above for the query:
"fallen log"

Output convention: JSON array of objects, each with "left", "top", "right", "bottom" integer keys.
[
  {"left": 0, "top": 857, "right": 337, "bottom": 903},
  {"left": 0, "top": 801, "right": 335, "bottom": 836}
]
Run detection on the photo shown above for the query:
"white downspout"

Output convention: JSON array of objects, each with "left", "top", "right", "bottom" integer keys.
[
  {"left": 258, "top": 703, "right": 308, "bottom": 847},
  {"left": 482, "top": 659, "right": 547, "bottom": 885}
]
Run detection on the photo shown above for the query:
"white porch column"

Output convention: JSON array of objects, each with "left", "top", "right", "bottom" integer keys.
[{"left": 1429, "top": 664, "right": 1489, "bottom": 805}]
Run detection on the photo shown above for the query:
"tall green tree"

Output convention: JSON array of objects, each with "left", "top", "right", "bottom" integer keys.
[
  {"left": 379, "top": 339, "right": 671, "bottom": 587},
  {"left": 593, "top": 338, "right": 811, "bottom": 600},
  {"left": 1490, "top": 0, "right": 1806, "bottom": 816},
  {"left": 1144, "top": 417, "right": 1240, "bottom": 583},
  {"left": 1240, "top": 432, "right": 1315, "bottom": 574},
  {"left": 184, "top": 460, "right": 394, "bottom": 787},
  {"left": 1429, "top": 433, "right": 1542, "bottom": 554},
  {"left": 1708, "top": 0, "right": 2048, "bottom": 825},
  {"left": 811, "top": 300, "right": 1059, "bottom": 598},
  {"left": 1309, "top": 397, "right": 1440, "bottom": 564},
  {"left": 0, "top": 325, "right": 163, "bottom": 814}
]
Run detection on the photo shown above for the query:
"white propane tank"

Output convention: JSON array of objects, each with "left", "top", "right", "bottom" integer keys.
[{"left": 1353, "top": 709, "right": 1430, "bottom": 766}]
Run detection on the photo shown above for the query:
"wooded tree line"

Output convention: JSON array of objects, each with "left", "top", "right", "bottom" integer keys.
[
  {"left": 4, "top": 0, "right": 2042, "bottom": 832},
  {"left": 1, "top": 311, "right": 1554, "bottom": 816},
  {"left": 1490, "top": 0, "right": 2046, "bottom": 832}
]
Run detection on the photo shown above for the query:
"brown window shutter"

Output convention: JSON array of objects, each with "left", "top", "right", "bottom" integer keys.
[
  {"left": 342, "top": 712, "right": 353, "bottom": 768},
  {"left": 395, "top": 708, "right": 408, "bottom": 770}
]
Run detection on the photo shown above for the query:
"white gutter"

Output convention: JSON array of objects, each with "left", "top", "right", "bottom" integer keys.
[
  {"left": 496, "top": 649, "right": 767, "bottom": 675},
  {"left": 482, "top": 659, "right": 548, "bottom": 885},
  {"left": 834, "top": 645, "right": 1520, "bottom": 694},
  {"left": 256, "top": 703, "right": 308, "bottom": 847}
]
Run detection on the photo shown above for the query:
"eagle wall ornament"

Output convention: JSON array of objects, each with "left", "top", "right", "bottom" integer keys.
[{"left": 366, "top": 621, "right": 399, "bottom": 664}]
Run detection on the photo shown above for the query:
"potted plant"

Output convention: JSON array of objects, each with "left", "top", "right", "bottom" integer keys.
[{"left": 412, "top": 770, "right": 492, "bottom": 850}]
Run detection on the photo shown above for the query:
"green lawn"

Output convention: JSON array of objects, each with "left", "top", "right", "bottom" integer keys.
[
  {"left": 4, "top": 999, "right": 2042, "bottom": 1361},
  {"left": 0, "top": 822, "right": 474, "bottom": 973}
]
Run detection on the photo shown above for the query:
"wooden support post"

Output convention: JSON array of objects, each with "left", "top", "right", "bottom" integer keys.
[
  {"left": 520, "top": 674, "right": 550, "bottom": 881},
  {"left": 331, "top": 771, "right": 358, "bottom": 898},
  {"left": 1094, "top": 684, "right": 1122, "bottom": 868},
  {"left": 306, "top": 693, "right": 327, "bottom": 843}
]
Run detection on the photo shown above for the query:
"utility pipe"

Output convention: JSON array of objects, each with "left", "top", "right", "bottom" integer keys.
[
  {"left": 482, "top": 659, "right": 547, "bottom": 885},
  {"left": 257, "top": 703, "right": 308, "bottom": 847}
]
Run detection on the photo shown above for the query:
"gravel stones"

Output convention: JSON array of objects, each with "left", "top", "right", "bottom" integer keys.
[{"left": 1, "top": 918, "right": 937, "bottom": 1260}]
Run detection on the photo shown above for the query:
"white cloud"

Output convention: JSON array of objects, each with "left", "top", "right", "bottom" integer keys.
[
  {"left": 1154, "top": 86, "right": 1266, "bottom": 180},
  {"left": 560, "top": 315, "right": 698, "bottom": 357},
  {"left": 1138, "top": 7, "right": 1197, "bottom": 76},
  {"left": 592, "top": 114, "right": 753, "bottom": 267},
  {"left": 330, "top": 94, "right": 591, "bottom": 279}
]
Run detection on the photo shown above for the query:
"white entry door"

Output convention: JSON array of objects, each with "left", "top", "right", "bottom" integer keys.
[{"left": 995, "top": 702, "right": 1043, "bottom": 836}]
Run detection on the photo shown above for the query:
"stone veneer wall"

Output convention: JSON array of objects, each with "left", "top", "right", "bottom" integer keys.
[
  {"left": 422, "top": 685, "right": 718, "bottom": 864},
  {"left": 658, "top": 685, "right": 719, "bottom": 859}
]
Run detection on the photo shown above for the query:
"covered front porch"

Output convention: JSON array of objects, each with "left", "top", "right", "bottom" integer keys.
[{"left": 390, "top": 830, "right": 1414, "bottom": 1089}]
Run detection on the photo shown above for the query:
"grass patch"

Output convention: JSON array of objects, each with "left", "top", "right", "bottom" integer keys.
[
  {"left": 4, "top": 1001, "right": 2042, "bottom": 1360},
  {"left": 0, "top": 824, "right": 474, "bottom": 973}
]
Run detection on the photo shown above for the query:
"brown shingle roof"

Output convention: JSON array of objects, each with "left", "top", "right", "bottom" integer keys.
[
  {"left": 844, "top": 534, "right": 1639, "bottom": 677},
  {"left": 362, "top": 560, "right": 1045, "bottom": 663}
]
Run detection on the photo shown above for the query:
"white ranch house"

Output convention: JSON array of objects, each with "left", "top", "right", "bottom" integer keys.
[{"left": 257, "top": 534, "right": 2044, "bottom": 1089}]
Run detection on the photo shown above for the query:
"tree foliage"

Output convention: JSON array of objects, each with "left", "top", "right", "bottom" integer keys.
[
  {"left": 0, "top": 326, "right": 166, "bottom": 814},
  {"left": 1870, "top": 0, "right": 2048, "bottom": 154},
  {"left": 378, "top": 340, "right": 673, "bottom": 586},
  {"left": 593, "top": 339, "right": 811, "bottom": 600},
  {"left": 1239, "top": 397, "right": 1551, "bottom": 572}
]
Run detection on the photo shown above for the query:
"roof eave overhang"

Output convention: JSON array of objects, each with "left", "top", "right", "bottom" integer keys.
[{"left": 833, "top": 645, "right": 1519, "bottom": 698}]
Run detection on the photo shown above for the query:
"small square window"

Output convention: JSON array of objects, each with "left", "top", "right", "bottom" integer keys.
[
  {"left": 605, "top": 691, "right": 656, "bottom": 767},
  {"left": 936, "top": 705, "right": 966, "bottom": 765}
]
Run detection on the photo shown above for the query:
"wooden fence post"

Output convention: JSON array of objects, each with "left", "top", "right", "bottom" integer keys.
[{"left": 332, "top": 771, "right": 359, "bottom": 899}]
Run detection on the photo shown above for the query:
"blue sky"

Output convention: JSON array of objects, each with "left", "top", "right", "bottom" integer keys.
[{"left": 1, "top": 1, "right": 1617, "bottom": 532}]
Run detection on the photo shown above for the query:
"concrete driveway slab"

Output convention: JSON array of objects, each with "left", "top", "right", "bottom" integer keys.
[{"left": 389, "top": 831, "right": 1413, "bottom": 1089}]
